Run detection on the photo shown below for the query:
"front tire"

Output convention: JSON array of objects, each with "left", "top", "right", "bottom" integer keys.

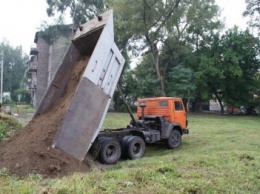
[
  {"left": 166, "top": 129, "right": 182, "bottom": 149},
  {"left": 99, "top": 137, "right": 121, "bottom": 164}
]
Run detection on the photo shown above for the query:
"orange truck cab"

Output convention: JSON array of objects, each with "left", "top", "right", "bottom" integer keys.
[{"left": 137, "top": 97, "right": 188, "bottom": 131}]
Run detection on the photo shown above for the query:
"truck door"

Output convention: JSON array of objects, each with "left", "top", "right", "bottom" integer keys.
[{"left": 173, "top": 100, "right": 187, "bottom": 129}]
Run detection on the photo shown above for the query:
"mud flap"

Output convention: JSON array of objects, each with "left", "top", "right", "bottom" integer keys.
[{"left": 161, "top": 121, "right": 174, "bottom": 139}]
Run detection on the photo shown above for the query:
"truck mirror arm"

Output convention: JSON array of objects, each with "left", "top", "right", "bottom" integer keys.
[{"left": 117, "top": 85, "right": 139, "bottom": 127}]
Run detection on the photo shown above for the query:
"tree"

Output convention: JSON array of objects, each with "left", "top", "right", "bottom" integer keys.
[
  {"left": 111, "top": 0, "right": 183, "bottom": 96},
  {"left": 46, "top": 0, "right": 107, "bottom": 26},
  {"left": 37, "top": 22, "right": 73, "bottom": 45},
  {"left": 198, "top": 27, "right": 260, "bottom": 114},
  {"left": 124, "top": 53, "right": 161, "bottom": 100},
  {"left": 0, "top": 41, "right": 28, "bottom": 102},
  {"left": 113, "top": 53, "right": 161, "bottom": 111},
  {"left": 111, "top": 0, "right": 222, "bottom": 97},
  {"left": 243, "top": 0, "right": 260, "bottom": 35},
  {"left": 167, "top": 65, "right": 196, "bottom": 98},
  {"left": 160, "top": 37, "right": 196, "bottom": 99}
]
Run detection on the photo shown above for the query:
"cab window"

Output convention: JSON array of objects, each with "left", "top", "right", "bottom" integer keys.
[
  {"left": 159, "top": 101, "right": 168, "bottom": 107},
  {"left": 174, "top": 101, "right": 183, "bottom": 111}
]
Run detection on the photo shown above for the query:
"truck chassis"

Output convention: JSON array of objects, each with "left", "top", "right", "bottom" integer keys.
[{"left": 90, "top": 115, "right": 189, "bottom": 164}]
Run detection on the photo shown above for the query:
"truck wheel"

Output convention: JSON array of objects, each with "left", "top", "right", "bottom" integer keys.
[
  {"left": 166, "top": 129, "right": 182, "bottom": 149},
  {"left": 126, "top": 136, "right": 145, "bottom": 159},
  {"left": 121, "top": 136, "right": 133, "bottom": 159},
  {"left": 99, "top": 137, "right": 121, "bottom": 164}
]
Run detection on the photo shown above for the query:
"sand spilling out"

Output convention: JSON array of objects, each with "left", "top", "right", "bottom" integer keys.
[{"left": 0, "top": 57, "right": 96, "bottom": 178}]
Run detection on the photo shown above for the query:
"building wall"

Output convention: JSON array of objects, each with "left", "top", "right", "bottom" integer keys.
[
  {"left": 31, "top": 33, "right": 74, "bottom": 108},
  {"left": 49, "top": 35, "right": 72, "bottom": 83},
  {"left": 35, "top": 37, "right": 49, "bottom": 108},
  {"left": 31, "top": 71, "right": 37, "bottom": 108}
]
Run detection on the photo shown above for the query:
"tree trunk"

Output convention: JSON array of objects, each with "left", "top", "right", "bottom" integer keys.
[
  {"left": 219, "top": 101, "right": 224, "bottom": 115},
  {"left": 215, "top": 93, "right": 224, "bottom": 115},
  {"left": 141, "top": 0, "right": 182, "bottom": 97},
  {"left": 154, "top": 51, "right": 166, "bottom": 97},
  {"left": 145, "top": 35, "right": 166, "bottom": 96}
]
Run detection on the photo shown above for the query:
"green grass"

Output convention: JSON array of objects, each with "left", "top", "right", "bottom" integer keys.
[
  {"left": 0, "top": 113, "right": 259, "bottom": 193},
  {"left": 102, "top": 112, "right": 131, "bottom": 129},
  {"left": 2, "top": 104, "right": 34, "bottom": 113},
  {"left": 0, "top": 114, "right": 23, "bottom": 141},
  {"left": 16, "top": 104, "right": 34, "bottom": 111}
]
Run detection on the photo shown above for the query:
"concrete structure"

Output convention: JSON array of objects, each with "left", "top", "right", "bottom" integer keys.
[{"left": 27, "top": 25, "right": 75, "bottom": 108}]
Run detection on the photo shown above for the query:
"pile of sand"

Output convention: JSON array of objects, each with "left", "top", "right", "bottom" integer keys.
[{"left": 0, "top": 57, "right": 96, "bottom": 178}]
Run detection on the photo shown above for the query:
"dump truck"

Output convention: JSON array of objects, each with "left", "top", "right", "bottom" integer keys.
[
  {"left": 33, "top": 10, "right": 189, "bottom": 164},
  {"left": 91, "top": 97, "right": 189, "bottom": 164}
]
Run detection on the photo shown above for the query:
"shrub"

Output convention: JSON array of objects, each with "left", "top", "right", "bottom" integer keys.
[
  {"left": 12, "top": 88, "right": 31, "bottom": 104},
  {"left": 118, "top": 104, "right": 137, "bottom": 113},
  {"left": 0, "top": 114, "right": 23, "bottom": 141}
]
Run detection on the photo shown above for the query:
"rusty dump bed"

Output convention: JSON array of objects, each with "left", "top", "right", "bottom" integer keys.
[{"left": 34, "top": 10, "right": 125, "bottom": 161}]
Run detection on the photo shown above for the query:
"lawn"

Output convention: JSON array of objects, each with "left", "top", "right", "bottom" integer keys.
[{"left": 0, "top": 113, "right": 259, "bottom": 193}]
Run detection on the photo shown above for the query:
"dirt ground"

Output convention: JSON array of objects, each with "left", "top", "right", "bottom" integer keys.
[{"left": 0, "top": 57, "right": 100, "bottom": 178}]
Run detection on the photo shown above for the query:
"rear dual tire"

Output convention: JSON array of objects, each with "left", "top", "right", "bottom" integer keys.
[
  {"left": 123, "top": 136, "right": 145, "bottom": 160},
  {"left": 98, "top": 136, "right": 146, "bottom": 164},
  {"left": 99, "top": 137, "right": 121, "bottom": 164}
]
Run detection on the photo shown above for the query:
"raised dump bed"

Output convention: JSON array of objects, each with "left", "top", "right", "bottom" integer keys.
[{"left": 34, "top": 10, "right": 125, "bottom": 161}]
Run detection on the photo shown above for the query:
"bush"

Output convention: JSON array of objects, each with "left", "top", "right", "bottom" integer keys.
[
  {"left": 0, "top": 114, "right": 23, "bottom": 141},
  {"left": 12, "top": 88, "right": 31, "bottom": 104},
  {"left": 3, "top": 99, "right": 16, "bottom": 105},
  {"left": 118, "top": 104, "right": 137, "bottom": 113}
]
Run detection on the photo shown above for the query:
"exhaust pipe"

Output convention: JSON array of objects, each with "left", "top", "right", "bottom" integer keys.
[{"left": 139, "top": 102, "right": 146, "bottom": 120}]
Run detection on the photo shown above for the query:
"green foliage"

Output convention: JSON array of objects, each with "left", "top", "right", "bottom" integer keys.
[
  {"left": 160, "top": 37, "right": 197, "bottom": 99},
  {"left": 27, "top": 173, "right": 43, "bottom": 181},
  {"left": 12, "top": 88, "right": 31, "bottom": 104},
  {"left": 184, "top": 0, "right": 223, "bottom": 44},
  {"left": 0, "top": 41, "right": 28, "bottom": 100},
  {"left": 0, "top": 168, "right": 10, "bottom": 177},
  {"left": 2, "top": 99, "right": 16, "bottom": 105},
  {"left": 196, "top": 27, "right": 260, "bottom": 113},
  {"left": 243, "top": 0, "right": 260, "bottom": 35},
  {"left": 125, "top": 53, "right": 161, "bottom": 99},
  {"left": 118, "top": 104, "right": 137, "bottom": 113},
  {"left": 38, "top": 23, "right": 72, "bottom": 45},
  {"left": 0, "top": 114, "right": 23, "bottom": 141},
  {"left": 111, "top": 0, "right": 183, "bottom": 95},
  {"left": 111, "top": 0, "right": 222, "bottom": 96},
  {"left": 167, "top": 65, "right": 196, "bottom": 98},
  {"left": 114, "top": 50, "right": 133, "bottom": 111},
  {"left": 46, "top": 0, "right": 107, "bottom": 26}
]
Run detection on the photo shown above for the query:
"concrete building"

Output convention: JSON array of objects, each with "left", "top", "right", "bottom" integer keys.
[{"left": 27, "top": 25, "right": 75, "bottom": 108}]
